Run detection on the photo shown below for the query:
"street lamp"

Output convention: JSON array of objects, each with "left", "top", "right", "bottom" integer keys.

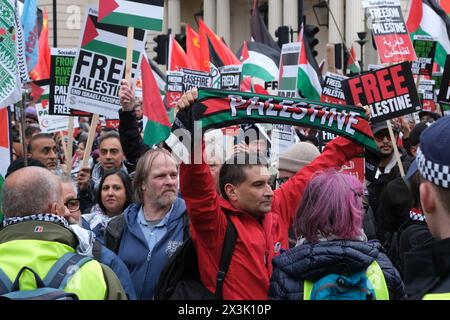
[
  {"left": 312, "top": 0, "right": 329, "bottom": 27},
  {"left": 356, "top": 31, "right": 367, "bottom": 71}
]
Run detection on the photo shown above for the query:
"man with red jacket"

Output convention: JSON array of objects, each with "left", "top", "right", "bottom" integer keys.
[{"left": 176, "top": 89, "right": 366, "bottom": 300}]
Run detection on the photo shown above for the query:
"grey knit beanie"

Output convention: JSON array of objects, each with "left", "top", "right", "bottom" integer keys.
[{"left": 278, "top": 142, "right": 320, "bottom": 173}]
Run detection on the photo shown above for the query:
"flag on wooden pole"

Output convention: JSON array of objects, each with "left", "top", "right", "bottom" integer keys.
[{"left": 98, "top": 0, "right": 164, "bottom": 31}]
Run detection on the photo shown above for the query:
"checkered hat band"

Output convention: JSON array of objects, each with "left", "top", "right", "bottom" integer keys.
[{"left": 417, "top": 149, "right": 450, "bottom": 188}]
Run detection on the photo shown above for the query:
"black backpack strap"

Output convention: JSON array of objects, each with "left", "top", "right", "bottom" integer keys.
[
  {"left": 10, "top": 267, "right": 46, "bottom": 291},
  {"left": 214, "top": 215, "right": 238, "bottom": 300},
  {"left": 43, "top": 252, "right": 92, "bottom": 289}
]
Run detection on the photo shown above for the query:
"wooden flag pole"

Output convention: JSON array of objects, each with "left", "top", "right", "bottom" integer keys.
[
  {"left": 82, "top": 114, "right": 99, "bottom": 168},
  {"left": 125, "top": 27, "right": 135, "bottom": 86},
  {"left": 65, "top": 116, "right": 75, "bottom": 175},
  {"left": 59, "top": 131, "right": 69, "bottom": 164},
  {"left": 386, "top": 62, "right": 405, "bottom": 177}
]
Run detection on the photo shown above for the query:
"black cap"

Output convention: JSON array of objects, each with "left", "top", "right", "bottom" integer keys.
[
  {"left": 408, "top": 121, "right": 432, "bottom": 147},
  {"left": 418, "top": 110, "right": 440, "bottom": 121}
]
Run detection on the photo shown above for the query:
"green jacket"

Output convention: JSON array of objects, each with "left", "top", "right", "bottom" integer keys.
[{"left": 0, "top": 221, "right": 127, "bottom": 300}]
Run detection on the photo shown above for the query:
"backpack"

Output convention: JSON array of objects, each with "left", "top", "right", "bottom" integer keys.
[
  {"left": 154, "top": 215, "right": 237, "bottom": 300},
  {"left": 388, "top": 220, "right": 434, "bottom": 277},
  {"left": 303, "top": 260, "right": 389, "bottom": 300},
  {"left": 0, "top": 252, "right": 92, "bottom": 300}
]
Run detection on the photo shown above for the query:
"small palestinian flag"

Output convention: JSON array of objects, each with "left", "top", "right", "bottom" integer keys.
[
  {"left": 297, "top": 26, "right": 322, "bottom": 100},
  {"left": 98, "top": 0, "right": 164, "bottom": 32},
  {"left": 141, "top": 55, "right": 171, "bottom": 147},
  {"left": 347, "top": 45, "right": 361, "bottom": 74},
  {"left": 238, "top": 41, "right": 280, "bottom": 83},
  {"left": 278, "top": 44, "right": 300, "bottom": 91},
  {"left": 407, "top": 0, "right": 450, "bottom": 68}
]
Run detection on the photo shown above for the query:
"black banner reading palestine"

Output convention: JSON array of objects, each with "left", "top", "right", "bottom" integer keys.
[
  {"left": 171, "top": 89, "right": 378, "bottom": 153},
  {"left": 438, "top": 55, "right": 450, "bottom": 104},
  {"left": 341, "top": 62, "right": 421, "bottom": 123}
]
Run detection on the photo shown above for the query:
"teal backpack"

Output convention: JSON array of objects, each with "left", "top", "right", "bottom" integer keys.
[
  {"left": 0, "top": 252, "right": 92, "bottom": 300},
  {"left": 304, "top": 261, "right": 389, "bottom": 300}
]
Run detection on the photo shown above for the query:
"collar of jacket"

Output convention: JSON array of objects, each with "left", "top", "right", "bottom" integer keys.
[
  {"left": 0, "top": 221, "right": 78, "bottom": 249},
  {"left": 404, "top": 237, "right": 450, "bottom": 296},
  {"left": 91, "top": 162, "right": 129, "bottom": 189}
]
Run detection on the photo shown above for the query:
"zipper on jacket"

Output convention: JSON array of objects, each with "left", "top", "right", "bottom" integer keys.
[{"left": 146, "top": 251, "right": 152, "bottom": 262}]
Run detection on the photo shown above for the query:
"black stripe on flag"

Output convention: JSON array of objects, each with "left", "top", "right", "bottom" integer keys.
[
  {"left": 245, "top": 41, "right": 280, "bottom": 66},
  {"left": 124, "top": 0, "right": 164, "bottom": 6},
  {"left": 282, "top": 52, "right": 299, "bottom": 66},
  {"left": 90, "top": 14, "right": 146, "bottom": 41}
]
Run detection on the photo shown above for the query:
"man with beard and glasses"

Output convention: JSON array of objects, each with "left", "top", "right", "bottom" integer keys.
[{"left": 104, "top": 148, "right": 187, "bottom": 300}]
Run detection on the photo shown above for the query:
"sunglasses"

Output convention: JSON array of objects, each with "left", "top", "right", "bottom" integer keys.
[{"left": 374, "top": 130, "right": 395, "bottom": 142}]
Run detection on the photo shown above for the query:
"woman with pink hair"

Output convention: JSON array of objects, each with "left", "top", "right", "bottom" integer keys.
[{"left": 269, "top": 170, "right": 405, "bottom": 300}]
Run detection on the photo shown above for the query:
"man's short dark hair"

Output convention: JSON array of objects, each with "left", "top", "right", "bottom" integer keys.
[
  {"left": 27, "top": 133, "right": 54, "bottom": 153},
  {"left": 25, "top": 125, "right": 41, "bottom": 140},
  {"left": 98, "top": 130, "right": 120, "bottom": 147},
  {"left": 219, "top": 152, "right": 269, "bottom": 201}
]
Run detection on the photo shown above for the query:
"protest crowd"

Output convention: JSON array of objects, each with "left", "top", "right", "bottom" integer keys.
[{"left": 1, "top": 0, "right": 450, "bottom": 301}]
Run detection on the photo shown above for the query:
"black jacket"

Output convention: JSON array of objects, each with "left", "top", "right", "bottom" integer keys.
[
  {"left": 118, "top": 110, "right": 150, "bottom": 167},
  {"left": 404, "top": 237, "right": 450, "bottom": 299},
  {"left": 376, "top": 177, "right": 412, "bottom": 247},
  {"left": 269, "top": 239, "right": 405, "bottom": 300}
]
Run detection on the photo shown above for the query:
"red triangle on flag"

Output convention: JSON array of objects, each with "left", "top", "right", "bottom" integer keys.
[
  {"left": 30, "top": 82, "right": 44, "bottom": 103},
  {"left": 81, "top": 16, "right": 99, "bottom": 48},
  {"left": 240, "top": 41, "right": 249, "bottom": 61},
  {"left": 98, "top": 0, "right": 119, "bottom": 21}
]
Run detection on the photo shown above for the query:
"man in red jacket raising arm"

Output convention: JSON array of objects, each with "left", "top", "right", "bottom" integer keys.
[{"left": 176, "top": 88, "right": 367, "bottom": 300}]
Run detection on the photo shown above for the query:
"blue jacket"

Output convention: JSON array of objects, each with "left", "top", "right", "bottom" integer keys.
[
  {"left": 118, "top": 198, "right": 187, "bottom": 300},
  {"left": 269, "top": 239, "right": 405, "bottom": 300},
  {"left": 81, "top": 218, "right": 137, "bottom": 300}
]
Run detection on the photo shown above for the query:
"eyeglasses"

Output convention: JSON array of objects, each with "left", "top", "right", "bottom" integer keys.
[
  {"left": 64, "top": 198, "right": 80, "bottom": 212},
  {"left": 374, "top": 130, "right": 394, "bottom": 142}
]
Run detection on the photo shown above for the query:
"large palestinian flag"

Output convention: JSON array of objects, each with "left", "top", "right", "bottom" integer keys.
[
  {"left": 98, "top": 0, "right": 164, "bottom": 31},
  {"left": 0, "top": 107, "right": 11, "bottom": 219},
  {"left": 407, "top": 0, "right": 450, "bottom": 68},
  {"left": 81, "top": 11, "right": 146, "bottom": 65},
  {"left": 238, "top": 41, "right": 280, "bottom": 83},
  {"left": 297, "top": 26, "right": 322, "bottom": 100}
]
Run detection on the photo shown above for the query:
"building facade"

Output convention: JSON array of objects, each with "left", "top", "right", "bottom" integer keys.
[{"left": 37, "top": 0, "right": 412, "bottom": 71}]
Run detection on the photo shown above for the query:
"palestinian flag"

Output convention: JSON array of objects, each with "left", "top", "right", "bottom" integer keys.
[
  {"left": 278, "top": 45, "right": 300, "bottom": 91},
  {"left": 238, "top": 41, "right": 280, "bottom": 82},
  {"left": 0, "top": 0, "right": 22, "bottom": 107},
  {"left": 81, "top": 10, "right": 146, "bottom": 64},
  {"left": 297, "top": 26, "right": 322, "bottom": 100},
  {"left": 141, "top": 55, "right": 170, "bottom": 147},
  {"left": 0, "top": 107, "right": 11, "bottom": 220},
  {"left": 347, "top": 45, "right": 361, "bottom": 74},
  {"left": 407, "top": 0, "right": 450, "bottom": 68},
  {"left": 149, "top": 59, "right": 166, "bottom": 96},
  {"left": 98, "top": 0, "right": 164, "bottom": 31}
]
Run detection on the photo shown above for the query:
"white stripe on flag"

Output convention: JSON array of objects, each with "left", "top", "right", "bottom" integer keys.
[
  {"left": 115, "top": 0, "right": 164, "bottom": 20},
  {"left": 422, "top": 4, "right": 450, "bottom": 53},
  {"left": 96, "top": 28, "right": 146, "bottom": 49},
  {"left": 0, "top": 147, "right": 10, "bottom": 178},
  {"left": 300, "top": 64, "right": 322, "bottom": 96},
  {"left": 281, "top": 65, "right": 298, "bottom": 78},
  {"left": 245, "top": 51, "right": 279, "bottom": 79}
]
